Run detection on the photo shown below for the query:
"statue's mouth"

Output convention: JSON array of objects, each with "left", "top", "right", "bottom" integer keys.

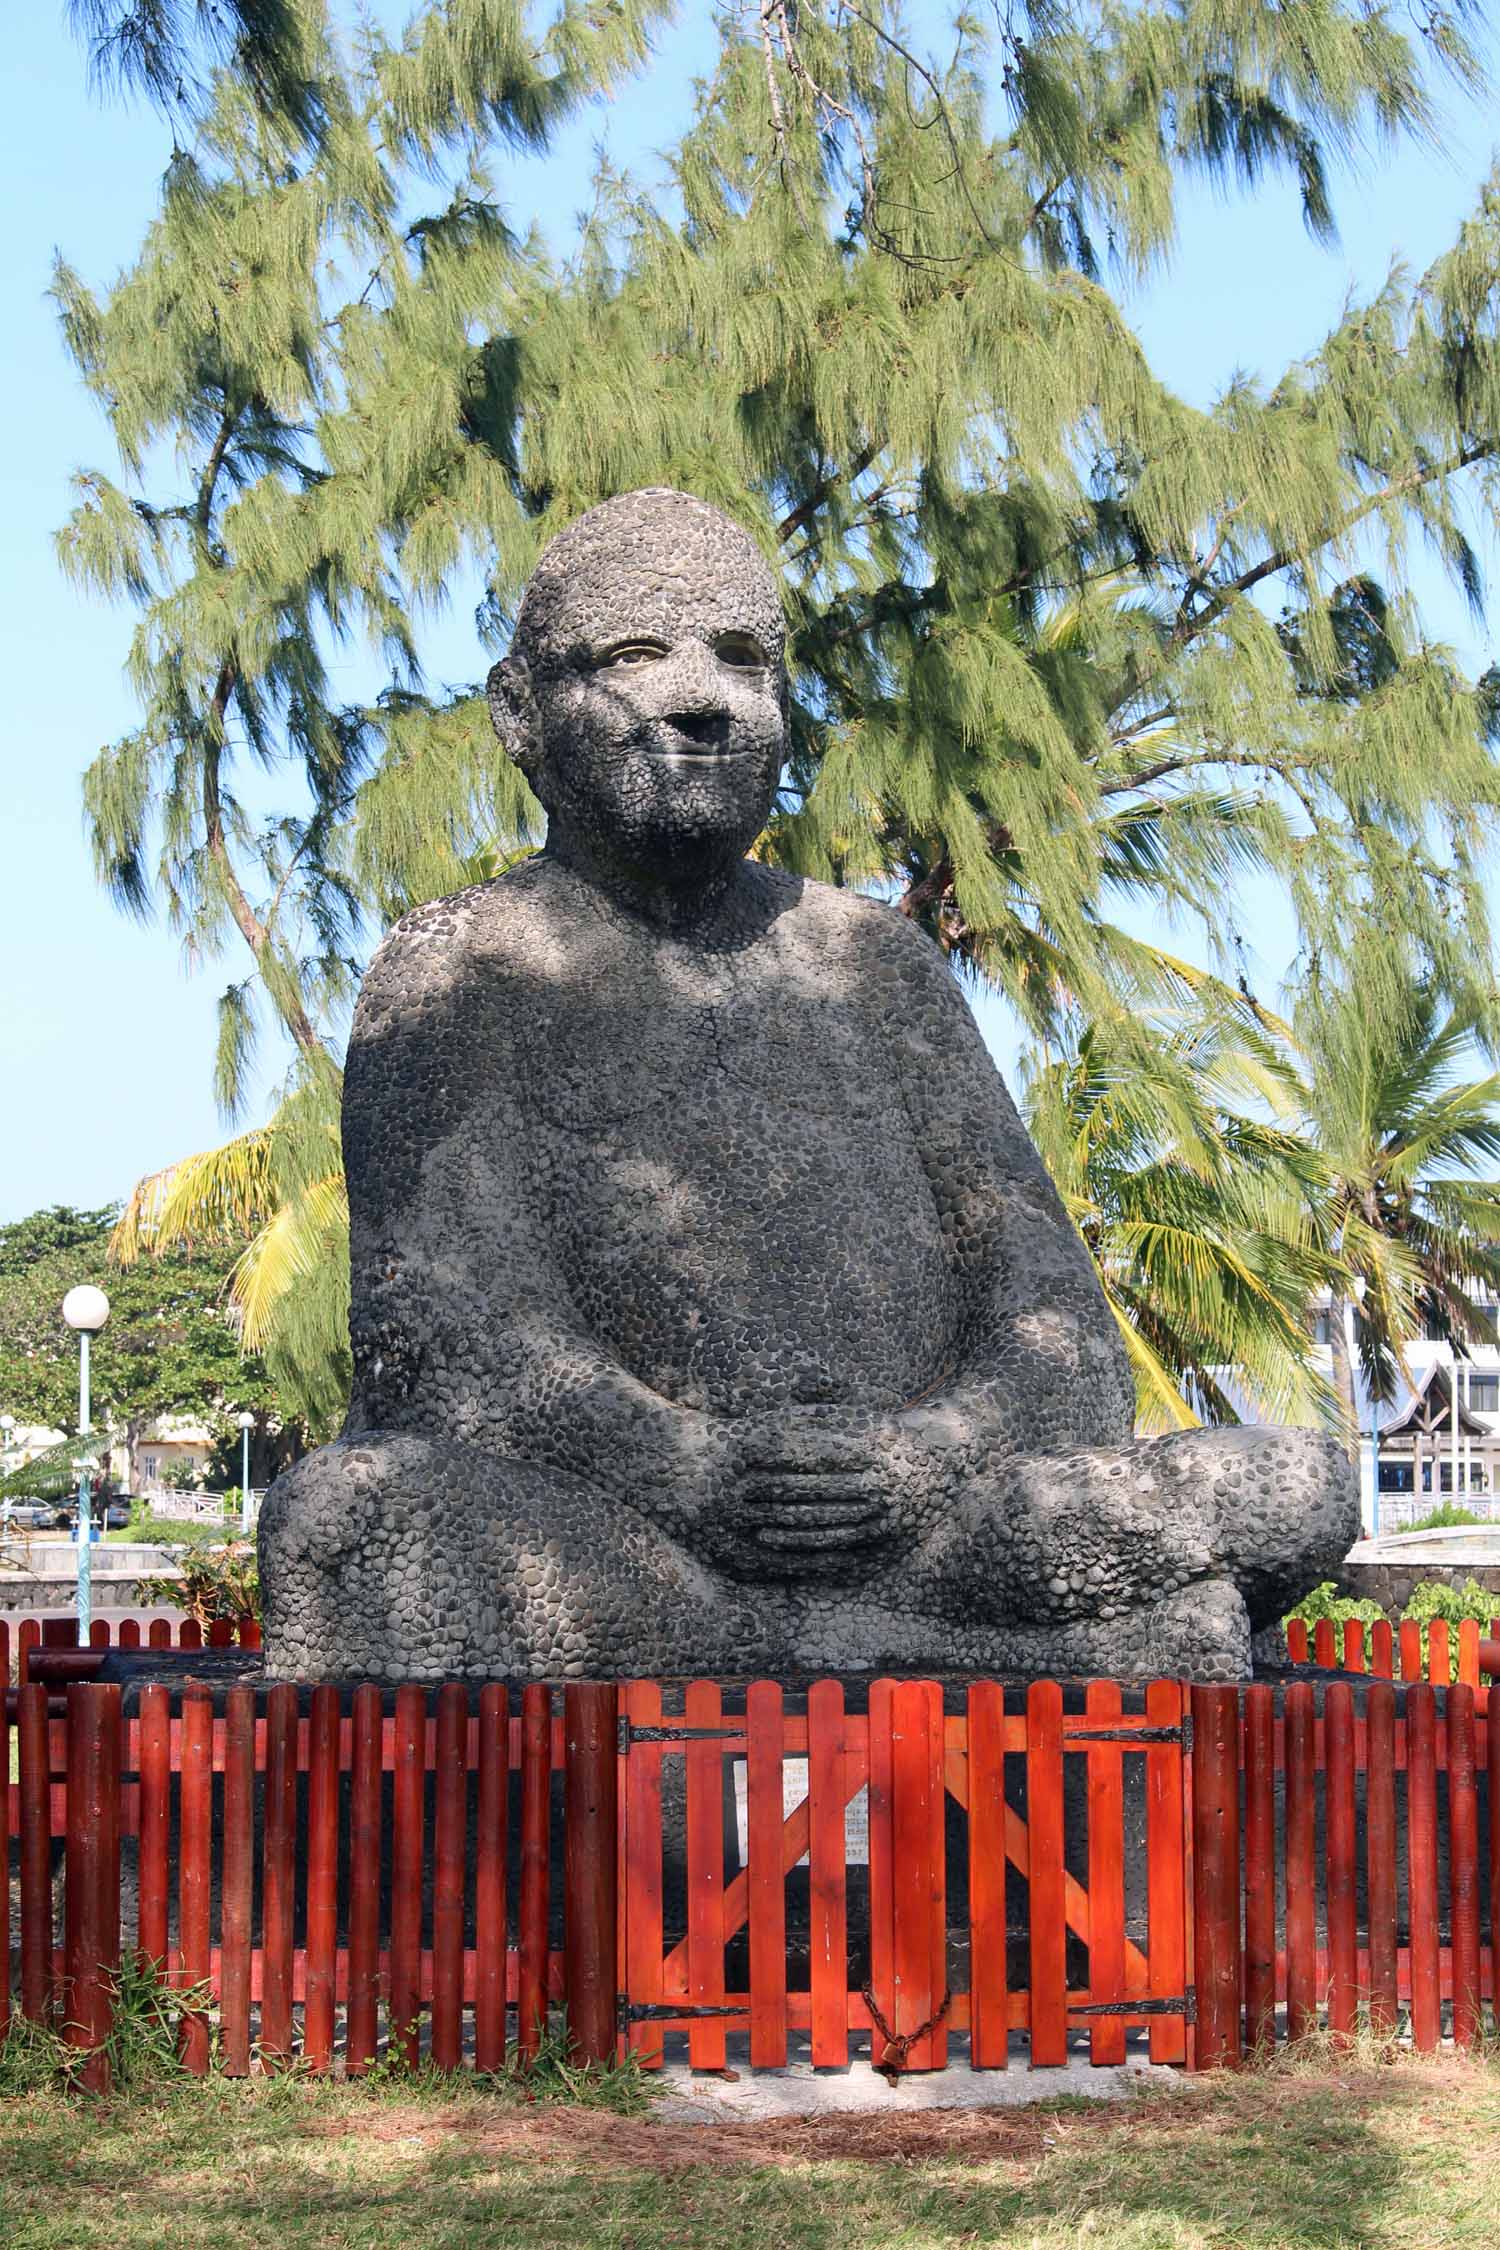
[{"left": 648, "top": 746, "right": 753, "bottom": 763}]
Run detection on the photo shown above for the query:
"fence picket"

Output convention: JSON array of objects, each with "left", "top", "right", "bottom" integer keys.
[
  {"left": 807, "top": 1679, "right": 849, "bottom": 2070},
  {"left": 305, "top": 1684, "right": 340, "bottom": 2073},
  {"left": 1285, "top": 1620, "right": 1308, "bottom": 1665},
  {"left": 1366, "top": 1681, "right": 1398, "bottom": 2034},
  {"left": 17, "top": 1683, "right": 50, "bottom": 2021},
  {"left": 1026, "top": 1679, "right": 1068, "bottom": 2068},
  {"left": 888, "top": 1680, "right": 945, "bottom": 2070},
  {"left": 1085, "top": 1680, "right": 1126, "bottom": 2065},
  {"left": 1313, "top": 1620, "right": 1335, "bottom": 1669},
  {"left": 63, "top": 1685, "right": 121, "bottom": 2092},
  {"left": 137, "top": 1685, "right": 170, "bottom": 1972},
  {"left": 1242, "top": 1684, "right": 1276, "bottom": 2054},
  {"left": 177, "top": 1693, "right": 212, "bottom": 2074},
  {"left": 1406, "top": 1684, "right": 1441, "bottom": 2051},
  {"left": 1400, "top": 1621, "right": 1422, "bottom": 1681},
  {"left": 1490, "top": 1682, "right": 1500, "bottom": 2050},
  {"left": 431, "top": 1684, "right": 468, "bottom": 2072},
  {"left": 474, "top": 1684, "right": 509, "bottom": 2072},
  {"left": 0, "top": 1664, "right": 8, "bottom": 2040},
  {"left": 1284, "top": 1683, "right": 1316, "bottom": 2043},
  {"left": 391, "top": 1685, "right": 426, "bottom": 2068},
  {"left": 1325, "top": 1684, "right": 1357, "bottom": 2046},
  {"left": 147, "top": 1619, "right": 171, "bottom": 1650},
  {"left": 747, "top": 1680, "right": 788, "bottom": 2069},
  {"left": 684, "top": 1679, "right": 727, "bottom": 2070},
  {"left": 1191, "top": 1684, "right": 1241, "bottom": 2069},
  {"left": 1342, "top": 1620, "right": 1366, "bottom": 1675},
  {"left": 966, "top": 1680, "right": 1008, "bottom": 2071},
  {"left": 220, "top": 1687, "right": 255, "bottom": 2076},
  {"left": 1372, "top": 1620, "right": 1394, "bottom": 1679},
  {"left": 346, "top": 1685, "right": 382, "bottom": 2074},
  {"left": 1448, "top": 1684, "right": 1481, "bottom": 2048},
  {"left": 1457, "top": 1619, "right": 1480, "bottom": 1689},
  {"left": 1427, "top": 1620, "right": 1450, "bottom": 1686},
  {"left": 518, "top": 1683, "right": 551, "bottom": 2063},
  {"left": 261, "top": 1683, "right": 297, "bottom": 2065},
  {"left": 621, "top": 1680, "right": 664, "bottom": 2065},
  {"left": 118, "top": 1619, "right": 140, "bottom": 1650},
  {"left": 1144, "top": 1679, "right": 1187, "bottom": 2065}
]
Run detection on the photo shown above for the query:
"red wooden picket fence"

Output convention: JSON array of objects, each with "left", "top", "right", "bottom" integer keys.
[
  {"left": 1282, "top": 1613, "right": 1500, "bottom": 1685},
  {"left": 2, "top": 1657, "right": 1496, "bottom": 2088}
]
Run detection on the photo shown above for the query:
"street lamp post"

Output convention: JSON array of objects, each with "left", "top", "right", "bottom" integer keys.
[
  {"left": 238, "top": 1412, "right": 255, "bottom": 1534},
  {"left": 62, "top": 1285, "right": 110, "bottom": 1642}
]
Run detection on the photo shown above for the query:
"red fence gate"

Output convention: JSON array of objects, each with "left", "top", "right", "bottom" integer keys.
[{"left": 617, "top": 1677, "right": 1192, "bottom": 2071}]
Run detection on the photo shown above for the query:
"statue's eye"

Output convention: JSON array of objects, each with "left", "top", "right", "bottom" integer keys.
[
  {"left": 714, "top": 633, "right": 768, "bottom": 670},
  {"left": 597, "top": 640, "right": 667, "bottom": 669}
]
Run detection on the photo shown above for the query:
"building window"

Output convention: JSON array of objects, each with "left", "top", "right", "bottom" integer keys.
[
  {"left": 1468, "top": 1375, "right": 1499, "bottom": 1414},
  {"left": 1312, "top": 1311, "right": 1332, "bottom": 1345},
  {"left": 143, "top": 1455, "right": 158, "bottom": 1482},
  {"left": 1378, "top": 1461, "right": 1414, "bottom": 1493}
]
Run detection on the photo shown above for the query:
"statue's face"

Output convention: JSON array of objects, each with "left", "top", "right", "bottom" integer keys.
[{"left": 490, "top": 496, "right": 786, "bottom": 876}]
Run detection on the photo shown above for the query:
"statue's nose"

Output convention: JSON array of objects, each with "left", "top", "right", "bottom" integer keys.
[
  {"left": 659, "top": 639, "right": 732, "bottom": 745},
  {"left": 667, "top": 710, "right": 731, "bottom": 749}
]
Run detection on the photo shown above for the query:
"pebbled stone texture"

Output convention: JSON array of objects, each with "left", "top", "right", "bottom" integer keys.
[{"left": 260, "top": 488, "right": 1357, "bottom": 1682}]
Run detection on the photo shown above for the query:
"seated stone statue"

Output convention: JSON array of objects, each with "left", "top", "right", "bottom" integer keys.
[{"left": 260, "top": 486, "right": 1355, "bottom": 1681}]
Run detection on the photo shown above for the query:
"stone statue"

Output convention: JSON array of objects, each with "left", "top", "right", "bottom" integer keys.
[{"left": 260, "top": 487, "right": 1356, "bottom": 1681}]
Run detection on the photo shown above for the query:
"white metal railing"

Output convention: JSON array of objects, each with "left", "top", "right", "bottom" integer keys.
[{"left": 1377, "top": 1490, "right": 1500, "bottom": 1533}]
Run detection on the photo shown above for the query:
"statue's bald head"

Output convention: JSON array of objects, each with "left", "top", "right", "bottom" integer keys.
[
  {"left": 488, "top": 489, "right": 788, "bottom": 890},
  {"left": 511, "top": 488, "right": 784, "bottom": 677}
]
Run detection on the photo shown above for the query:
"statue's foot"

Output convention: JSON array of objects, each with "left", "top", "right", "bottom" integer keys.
[{"left": 259, "top": 1430, "right": 769, "bottom": 1680}]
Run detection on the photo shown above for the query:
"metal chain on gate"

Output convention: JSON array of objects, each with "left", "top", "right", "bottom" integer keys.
[{"left": 861, "top": 1983, "right": 952, "bottom": 2084}]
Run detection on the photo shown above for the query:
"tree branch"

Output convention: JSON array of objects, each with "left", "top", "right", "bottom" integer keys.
[
  {"left": 777, "top": 444, "right": 879, "bottom": 545},
  {"left": 201, "top": 658, "right": 322, "bottom": 1058}
]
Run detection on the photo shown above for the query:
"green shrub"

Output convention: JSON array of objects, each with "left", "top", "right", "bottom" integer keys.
[
  {"left": 1403, "top": 1501, "right": 1487, "bottom": 1531},
  {"left": 136, "top": 1539, "right": 260, "bottom": 1625}
]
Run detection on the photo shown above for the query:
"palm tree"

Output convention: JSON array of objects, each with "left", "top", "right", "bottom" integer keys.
[
  {"left": 1289, "top": 976, "right": 1500, "bottom": 1453},
  {"left": 112, "top": 1056, "right": 350, "bottom": 1435},
  {"left": 1021, "top": 1008, "right": 1339, "bottom": 1432}
]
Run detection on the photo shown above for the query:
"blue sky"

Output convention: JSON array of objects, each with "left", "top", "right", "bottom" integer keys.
[{"left": 2, "top": 6, "right": 1497, "bottom": 1224}]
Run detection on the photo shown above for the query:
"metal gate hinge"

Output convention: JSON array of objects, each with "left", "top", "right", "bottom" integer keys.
[
  {"left": 618, "top": 1998, "right": 745, "bottom": 2024},
  {"left": 1070, "top": 1726, "right": 1186, "bottom": 1746},
  {"left": 617, "top": 1718, "right": 744, "bottom": 1753},
  {"left": 1070, "top": 1994, "right": 1193, "bottom": 2020}
]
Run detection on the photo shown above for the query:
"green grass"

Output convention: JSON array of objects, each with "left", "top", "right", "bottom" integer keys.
[
  {"left": 3, "top": 2052, "right": 1500, "bottom": 2248},
  {"left": 102, "top": 1515, "right": 233, "bottom": 1547}
]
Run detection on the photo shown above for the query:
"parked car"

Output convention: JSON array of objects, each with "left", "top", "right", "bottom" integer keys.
[
  {"left": 102, "top": 1500, "right": 131, "bottom": 1530},
  {"left": 1, "top": 1499, "right": 71, "bottom": 1530}
]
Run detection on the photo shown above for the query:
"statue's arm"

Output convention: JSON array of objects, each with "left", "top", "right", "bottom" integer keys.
[{"left": 877, "top": 915, "right": 1135, "bottom": 1454}]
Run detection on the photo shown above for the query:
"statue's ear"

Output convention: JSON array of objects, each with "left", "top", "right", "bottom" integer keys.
[{"left": 486, "top": 654, "right": 542, "bottom": 777}]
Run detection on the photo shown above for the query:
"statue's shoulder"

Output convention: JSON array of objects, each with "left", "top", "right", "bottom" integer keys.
[
  {"left": 770, "top": 872, "right": 951, "bottom": 984},
  {"left": 362, "top": 856, "right": 562, "bottom": 996}
]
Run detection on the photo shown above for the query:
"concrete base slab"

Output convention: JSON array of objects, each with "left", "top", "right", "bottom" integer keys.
[{"left": 655, "top": 2053, "right": 1179, "bottom": 2124}]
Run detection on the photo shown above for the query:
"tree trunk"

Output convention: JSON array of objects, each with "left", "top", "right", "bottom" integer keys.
[{"left": 1327, "top": 1293, "right": 1360, "bottom": 1464}]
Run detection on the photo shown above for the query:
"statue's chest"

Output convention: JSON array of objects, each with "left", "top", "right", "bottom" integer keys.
[
  {"left": 513, "top": 968, "right": 951, "bottom": 1407},
  {"left": 519, "top": 968, "right": 887, "bottom": 1131}
]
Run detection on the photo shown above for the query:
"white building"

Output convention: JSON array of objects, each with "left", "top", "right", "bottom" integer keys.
[{"left": 1304, "top": 1296, "right": 1500, "bottom": 1536}]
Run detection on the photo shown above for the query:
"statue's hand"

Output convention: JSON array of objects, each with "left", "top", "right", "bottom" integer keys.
[{"left": 731, "top": 1406, "right": 896, "bottom": 1567}]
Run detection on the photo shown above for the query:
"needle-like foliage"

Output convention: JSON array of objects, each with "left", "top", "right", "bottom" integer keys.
[{"left": 63, "top": 1, "right": 1500, "bottom": 1419}]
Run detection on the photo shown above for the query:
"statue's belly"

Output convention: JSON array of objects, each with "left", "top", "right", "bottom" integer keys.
[{"left": 546, "top": 1103, "right": 955, "bottom": 1414}]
